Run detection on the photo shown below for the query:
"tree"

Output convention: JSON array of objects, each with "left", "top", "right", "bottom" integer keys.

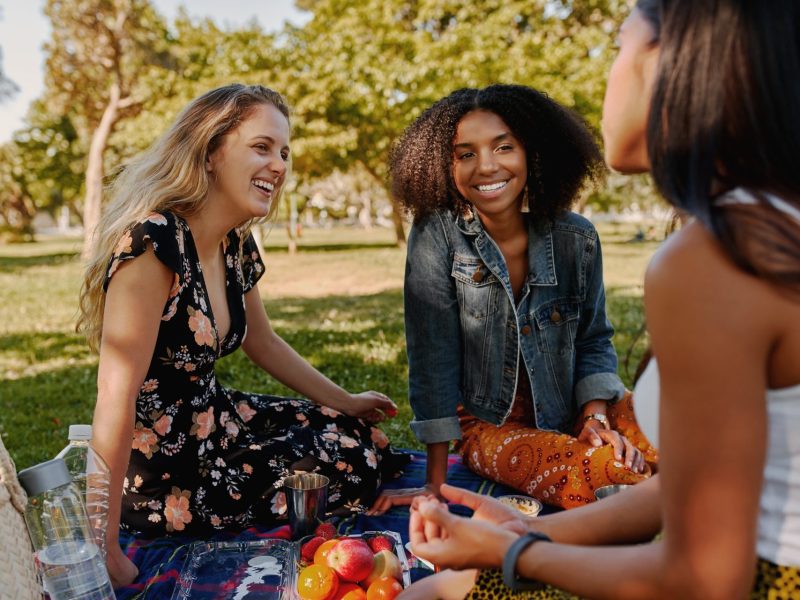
[
  {"left": 277, "top": 0, "right": 628, "bottom": 245},
  {"left": 43, "top": 0, "right": 174, "bottom": 256}
]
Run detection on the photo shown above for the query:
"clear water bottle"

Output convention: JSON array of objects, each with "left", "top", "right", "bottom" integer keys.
[
  {"left": 56, "top": 425, "right": 110, "bottom": 558},
  {"left": 18, "top": 458, "right": 115, "bottom": 600}
]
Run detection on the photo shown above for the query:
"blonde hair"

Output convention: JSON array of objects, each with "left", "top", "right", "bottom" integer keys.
[{"left": 78, "top": 83, "right": 290, "bottom": 351}]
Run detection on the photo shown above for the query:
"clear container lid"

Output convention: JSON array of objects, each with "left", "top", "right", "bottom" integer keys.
[
  {"left": 171, "top": 539, "right": 296, "bottom": 599},
  {"left": 68, "top": 425, "right": 92, "bottom": 441}
]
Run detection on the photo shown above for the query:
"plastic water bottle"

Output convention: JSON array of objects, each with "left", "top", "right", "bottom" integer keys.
[
  {"left": 18, "top": 458, "right": 116, "bottom": 600},
  {"left": 56, "top": 425, "right": 110, "bottom": 558}
]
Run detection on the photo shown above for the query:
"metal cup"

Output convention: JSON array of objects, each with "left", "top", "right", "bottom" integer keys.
[
  {"left": 284, "top": 473, "right": 329, "bottom": 540},
  {"left": 594, "top": 484, "right": 631, "bottom": 500}
]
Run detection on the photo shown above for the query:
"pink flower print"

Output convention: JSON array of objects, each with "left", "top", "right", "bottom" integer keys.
[
  {"left": 364, "top": 448, "right": 377, "bottom": 469},
  {"left": 131, "top": 426, "right": 158, "bottom": 458},
  {"left": 164, "top": 487, "right": 193, "bottom": 532},
  {"left": 370, "top": 427, "right": 389, "bottom": 449},
  {"left": 335, "top": 461, "right": 348, "bottom": 471},
  {"left": 339, "top": 435, "right": 358, "bottom": 449},
  {"left": 210, "top": 515, "right": 222, "bottom": 527},
  {"left": 225, "top": 420, "right": 240, "bottom": 437},
  {"left": 295, "top": 413, "right": 308, "bottom": 424},
  {"left": 154, "top": 414, "right": 173, "bottom": 436},
  {"left": 271, "top": 491, "right": 287, "bottom": 516},
  {"left": 190, "top": 407, "right": 216, "bottom": 440},
  {"left": 187, "top": 307, "right": 215, "bottom": 347},
  {"left": 114, "top": 231, "right": 133, "bottom": 255},
  {"left": 320, "top": 406, "right": 342, "bottom": 418},
  {"left": 141, "top": 379, "right": 159, "bottom": 393},
  {"left": 145, "top": 213, "right": 168, "bottom": 226},
  {"left": 236, "top": 401, "right": 256, "bottom": 423},
  {"left": 242, "top": 463, "right": 253, "bottom": 475}
]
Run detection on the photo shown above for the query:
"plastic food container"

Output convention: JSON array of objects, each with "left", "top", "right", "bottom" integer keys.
[
  {"left": 171, "top": 531, "right": 410, "bottom": 599},
  {"left": 497, "top": 494, "right": 543, "bottom": 517}
]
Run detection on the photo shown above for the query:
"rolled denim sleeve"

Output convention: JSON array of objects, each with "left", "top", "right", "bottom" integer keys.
[
  {"left": 405, "top": 216, "right": 464, "bottom": 444},
  {"left": 574, "top": 232, "right": 625, "bottom": 407}
]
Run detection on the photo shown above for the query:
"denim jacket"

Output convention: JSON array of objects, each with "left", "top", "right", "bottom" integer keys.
[{"left": 405, "top": 209, "right": 624, "bottom": 444}]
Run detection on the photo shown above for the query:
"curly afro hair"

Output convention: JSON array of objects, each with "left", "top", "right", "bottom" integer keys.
[{"left": 390, "top": 84, "right": 603, "bottom": 223}]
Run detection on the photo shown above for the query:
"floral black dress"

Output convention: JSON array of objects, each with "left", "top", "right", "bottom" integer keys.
[{"left": 104, "top": 212, "right": 408, "bottom": 537}]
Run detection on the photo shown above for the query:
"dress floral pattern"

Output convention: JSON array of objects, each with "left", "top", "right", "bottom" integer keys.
[{"left": 105, "top": 212, "right": 408, "bottom": 537}]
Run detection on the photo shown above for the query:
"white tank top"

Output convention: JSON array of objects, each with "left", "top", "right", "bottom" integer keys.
[{"left": 633, "top": 361, "right": 800, "bottom": 566}]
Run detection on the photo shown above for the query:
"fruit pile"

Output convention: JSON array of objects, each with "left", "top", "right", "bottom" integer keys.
[{"left": 295, "top": 523, "right": 405, "bottom": 600}]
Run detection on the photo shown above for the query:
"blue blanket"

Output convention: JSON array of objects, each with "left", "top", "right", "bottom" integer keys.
[{"left": 117, "top": 451, "right": 548, "bottom": 599}]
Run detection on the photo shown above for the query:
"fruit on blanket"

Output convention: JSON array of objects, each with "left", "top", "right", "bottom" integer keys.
[
  {"left": 315, "top": 522, "right": 338, "bottom": 540},
  {"left": 314, "top": 539, "right": 341, "bottom": 566},
  {"left": 332, "top": 582, "right": 368, "bottom": 600},
  {"left": 302, "top": 536, "right": 328, "bottom": 563},
  {"left": 363, "top": 550, "right": 402, "bottom": 586},
  {"left": 365, "top": 576, "right": 403, "bottom": 600},
  {"left": 366, "top": 535, "right": 393, "bottom": 554},
  {"left": 326, "top": 538, "right": 375, "bottom": 582},
  {"left": 297, "top": 564, "right": 340, "bottom": 600}
]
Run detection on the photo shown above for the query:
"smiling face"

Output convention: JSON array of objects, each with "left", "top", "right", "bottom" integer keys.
[
  {"left": 451, "top": 110, "right": 528, "bottom": 221},
  {"left": 206, "top": 102, "right": 290, "bottom": 224},
  {"left": 601, "top": 8, "right": 660, "bottom": 173}
]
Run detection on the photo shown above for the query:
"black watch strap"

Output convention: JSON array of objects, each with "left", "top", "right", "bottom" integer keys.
[{"left": 502, "top": 531, "right": 552, "bottom": 591}]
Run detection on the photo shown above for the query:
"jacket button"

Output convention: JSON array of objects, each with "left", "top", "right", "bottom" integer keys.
[
  {"left": 551, "top": 310, "right": 562, "bottom": 323},
  {"left": 472, "top": 269, "right": 484, "bottom": 283},
  {"left": 521, "top": 325, "right": 532, "bottom": 336}
]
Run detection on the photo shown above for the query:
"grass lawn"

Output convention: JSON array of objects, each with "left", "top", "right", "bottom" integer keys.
[{"left": 0, "top": 222, "right": 662, "bottom": 469}]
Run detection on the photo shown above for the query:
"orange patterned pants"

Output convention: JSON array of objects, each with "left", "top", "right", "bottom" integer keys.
[{"left": 456, "top": 391, "right": 658, "bottom": 509}]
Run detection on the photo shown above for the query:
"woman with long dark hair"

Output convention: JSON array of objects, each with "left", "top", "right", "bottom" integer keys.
[{"left": 401, "top": 1, "right": 800, "bottom": 598}]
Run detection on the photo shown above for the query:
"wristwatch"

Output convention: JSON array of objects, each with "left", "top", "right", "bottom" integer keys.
[
  {"left": 583, "top": 413, "right": 610, "bottom": 429},
  {"left": 502, "top": 531, "right": 552, "bottom": 591}
]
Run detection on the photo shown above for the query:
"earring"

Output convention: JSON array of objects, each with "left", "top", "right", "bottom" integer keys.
[{"left": 520, "top": 184, "right": 530, "bottom": 213}]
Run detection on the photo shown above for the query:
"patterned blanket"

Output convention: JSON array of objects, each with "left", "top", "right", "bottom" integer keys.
[{"left": 116, "top": 450, "right": 545, "bottom": 599}]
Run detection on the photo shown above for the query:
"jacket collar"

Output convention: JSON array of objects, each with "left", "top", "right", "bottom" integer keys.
[{"left": 453, "top": 210, "right": 557, "bottom": 286}]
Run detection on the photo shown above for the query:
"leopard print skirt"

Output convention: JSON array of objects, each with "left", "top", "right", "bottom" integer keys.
[{"left": 464, "top": 559, "right": 800, "bottom": 599}]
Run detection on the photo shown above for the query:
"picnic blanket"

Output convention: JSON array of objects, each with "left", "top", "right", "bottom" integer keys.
[{"left": 117, "top": 450, "right": 553, "bottom": 599}]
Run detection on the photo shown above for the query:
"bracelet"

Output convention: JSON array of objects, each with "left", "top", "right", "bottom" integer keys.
[
  {"left": 502, "top": 531, "right": 552, "bottom": 591},
  {"left": 583, "top": 413, "right": 610, "bottom": 430}
]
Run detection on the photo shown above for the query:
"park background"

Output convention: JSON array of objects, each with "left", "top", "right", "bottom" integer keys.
[{"left": 0, "top": 0, "right": 665, "bottom": 469}]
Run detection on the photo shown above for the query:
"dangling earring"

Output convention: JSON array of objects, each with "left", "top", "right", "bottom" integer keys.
[
  {"left": 520, "top": 184, "right": 530, "bottom": 213},
  {"left": 463, "top": 201, "right": 475, "bottom": 221}
]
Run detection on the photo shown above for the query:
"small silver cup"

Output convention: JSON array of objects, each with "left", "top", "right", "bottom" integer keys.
[
  {"left": 284, "top": 473, "right": 329, "bottom": 540},
  {"left": 594, "top": 484, "right": 631, "bottom": 500}
]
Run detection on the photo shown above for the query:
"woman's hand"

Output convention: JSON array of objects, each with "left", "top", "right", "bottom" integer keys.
[
  {"left": 577, "top": 424, "right": 646, "bottom": 473},
  {"left": 338, "top": 390, "right": 398, "bottom": 422},
  {"left": 437, "top": 483, "right": 531, "bottom": 535},
  {"left": 409, "top": 497, "right": 517, "bottom": 570},
  {"left": 368, "top": 483, "right": 440, "bottom": 515},
  {"left": 106, "top": 543, "right": 139, "bottom": 588}
]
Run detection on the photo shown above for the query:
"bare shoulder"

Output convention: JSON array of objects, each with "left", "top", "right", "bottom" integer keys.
[{"left": 107, "top": 243, "right": 173, "bottom": 298}]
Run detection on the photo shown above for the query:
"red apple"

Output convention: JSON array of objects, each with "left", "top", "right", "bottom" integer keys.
[
  {"left": 367, "top": 535, "right": 394, "bottom": 554},
  {"left": 363, "top": 550, "right": 402, "bottom": 587},
  {"left": 326, "top": 538, "right": 374, "bottom": 583}
]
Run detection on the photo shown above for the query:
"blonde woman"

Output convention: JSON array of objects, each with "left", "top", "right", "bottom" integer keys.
[{"left": 78, "top": 84, "right": 408, "bottom": 587}]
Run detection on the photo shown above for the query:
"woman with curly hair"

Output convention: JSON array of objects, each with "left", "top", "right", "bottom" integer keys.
[
  {"left": 403, "top": 0, "right": 800, "bottom": 598},
  {"left": 370, "top": 84, "right": 656, "bottom": 515},
  {"left": 78, "top": 83, "right": 409, "bottom": 587}
]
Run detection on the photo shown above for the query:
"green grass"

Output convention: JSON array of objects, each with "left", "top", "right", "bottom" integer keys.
[{"left": 0, "top": 223, "right": 660, "bottom": 469}]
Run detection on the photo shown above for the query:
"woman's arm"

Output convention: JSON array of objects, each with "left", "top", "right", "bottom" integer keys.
[
  {"left": 240, "top": 285, "right": 397, "bottom": 420},
  {"left": 92, "top": 247, "right": 172, "bottom": 587},
  {"left": 412, "top": 224, "right": 776, "bottom": 599}
]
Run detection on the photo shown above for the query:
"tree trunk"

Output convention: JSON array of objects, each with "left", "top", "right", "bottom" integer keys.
[
  {"left": 358, "top": 161, "right": 406, "bottom": 246},
  {"left": 81, "top": 82, "right": 121, "bottom": 258}
]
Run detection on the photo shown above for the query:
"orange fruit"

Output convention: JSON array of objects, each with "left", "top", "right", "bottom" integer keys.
[
  {"left": 332, "top": 582, "right": 367, "bottom": 600},
  {"left": 296, "top": 564, "right": 340, "bottom": 600},
  {"left": 365, "top": 576, "right": 403, "bottom": 600},
  {"left": 314, "top": 539, "right": 340, "bottom": 566}
]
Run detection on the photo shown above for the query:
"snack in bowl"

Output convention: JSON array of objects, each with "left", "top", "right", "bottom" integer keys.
[{"left": 497, "top": 494, "right": 543, "bottom": 517}]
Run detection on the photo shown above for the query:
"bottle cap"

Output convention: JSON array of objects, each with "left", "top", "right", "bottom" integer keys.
[
  {"left": 67, "top": 424, "right": 92, "bottom": 441},
  {"left": 18, "top": 458, "right": 72, "bottom": 497}
]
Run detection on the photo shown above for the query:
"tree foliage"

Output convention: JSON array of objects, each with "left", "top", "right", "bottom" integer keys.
[{"left": 2, "top": 0, "right": 659, "bottom": 242}]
